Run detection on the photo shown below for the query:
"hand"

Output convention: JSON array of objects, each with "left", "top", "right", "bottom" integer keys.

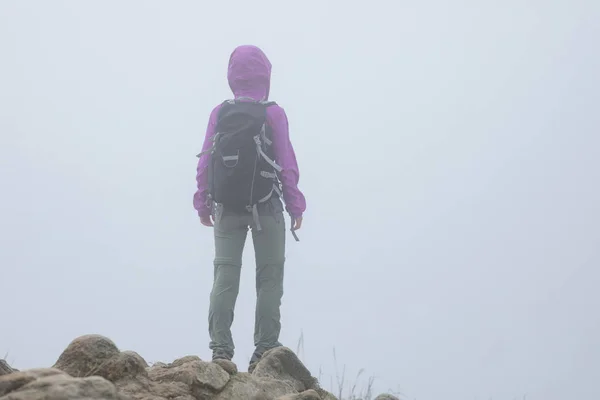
[
  {"left": 291, "top": 216, "right": 303, "bottom": 231},
  {"left": 200, "top": 214, "right": 214, "bottom": 227}
]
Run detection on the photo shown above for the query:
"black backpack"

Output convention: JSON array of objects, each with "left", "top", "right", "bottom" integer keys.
[{"left": 203, "top": 98, "right": 283, "bottom": 220}]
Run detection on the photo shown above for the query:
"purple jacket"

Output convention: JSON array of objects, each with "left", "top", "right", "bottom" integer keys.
[{"left": 193, "top": 45, "right": 306, "bottom": 220}]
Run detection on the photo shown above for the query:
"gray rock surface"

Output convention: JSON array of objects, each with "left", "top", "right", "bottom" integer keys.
[
  {"left": 0, "top": 371, "right": 125, "bottom": 400},
  {"left": 211, "top": 359, "right": 238, "bottom": 376},
  {"left": 252, "top": 347, "right": 320, "bottom": 392},
  {"left": 211, "top": 372, "right": 296, "bottom": 400},
  {"left": 277, "top": 389, "right": 322, "bottom": 400},
  {"left": 53, "top": 334, "right": 120, "bottom": 378}
]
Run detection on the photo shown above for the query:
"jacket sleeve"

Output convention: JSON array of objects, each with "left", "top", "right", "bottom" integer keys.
[
  {"left": 193, "top": 104, "right": 221, "bottom": 218},
  {"left": 268, "top": 105, "right": 306, "bottom": 219}
]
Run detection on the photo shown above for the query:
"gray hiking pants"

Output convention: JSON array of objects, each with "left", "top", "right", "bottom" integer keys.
[{"left": 208, "top": 197, "right": 286, "bottom": 363}]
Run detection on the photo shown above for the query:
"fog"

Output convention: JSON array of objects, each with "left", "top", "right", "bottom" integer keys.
[{"left": 1, "top": 1, "right": 599, "bottom": 399}]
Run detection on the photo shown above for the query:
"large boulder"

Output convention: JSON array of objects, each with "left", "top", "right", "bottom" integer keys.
[
  {"left": 0, "top": 369, "right": 126, "bottom": 400},
  {"left": 0, "top": 368, "right": 69, "bottom": 397},
  {"left": 251, "top": 347, "right": 319, "bottom": 392},
  {"left": 146, "top": 356, "right": 230, "bottom": 400},
  {"left": 53, "top": 334, "right": 120, "bottom": 378}
]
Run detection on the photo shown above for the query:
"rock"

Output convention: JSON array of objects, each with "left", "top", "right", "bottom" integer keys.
[
  {"left": 148, "top": 380, "right": 194, "bottom": 400},
  {"left": 100, "top": 352, "right": 152, "bottom": 399},
  {"left": 51, "top": 335, "right": 152, "bottom": 399},
  {"left": 212, "top": 359, "right": 238, "bottom": 376},
  {"left": 252, "top": 347, "right": 319, "bottom": 392},
  {"left": 212, "top": 372, "right": 296, "bottom": 400},
  {"left": 315, "top": 388, "right": 338, "bottom": 400},
  {"left": 0, "top": 368, "right": 69, "bottom": 397},
  {"left": 7, "top": 334, "right": 343, "bottom": 400},
  {"left": 95, "top": 351, "right": 148, "bottom": 383},
  {"left": 53, "top": 334, "right": 120, "bottom": 378},
  {"left": 277, "top": 389, "right": 321, "bottom": 400},
  {"left": 170, "top": 356, "right": 202, "bottom": 368},
  {"left": 0, "top": 361, "right": 14, "bottom": 376},
  {"left": 0, "top": 371, "right": 126, "bottom": 400},
  {"left": 374, "top": 394, "right": 400, "bottom": 400},
  {"left": 147, "top": 357, "right": 230, "bottom": 399},
  {"left": 151, "top": 362, "right": 167, "bottom": 368},
  {"left": 114, "top": 379, "right": 154, "bottom": 400}
]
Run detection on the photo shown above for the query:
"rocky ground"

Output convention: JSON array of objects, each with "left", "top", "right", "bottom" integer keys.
[{"left": 0, "top": 334, "right": 398, "bottom": 400}]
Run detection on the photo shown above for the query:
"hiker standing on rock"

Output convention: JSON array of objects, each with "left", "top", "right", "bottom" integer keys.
[{"left": 193, "top": 45, "right": 306, "bottom": 371}]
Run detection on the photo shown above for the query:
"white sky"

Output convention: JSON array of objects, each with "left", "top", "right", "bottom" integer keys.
[{"left": 1, "top": 1, "right": 599, "bottom": 399}]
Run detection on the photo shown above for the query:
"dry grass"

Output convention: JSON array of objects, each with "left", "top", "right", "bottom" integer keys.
[
  {"left": 331, "top": 347, "right": 377, "bottom": 400},
  {"left": 296, "top": 332, "right": 382, "bottom": 400}
]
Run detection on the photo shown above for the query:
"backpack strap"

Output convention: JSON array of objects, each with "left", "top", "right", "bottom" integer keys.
[
  {"left": 195, "top": 100, "right": 234, "bottom": 158},
  {"left": 253, "top": 133, "right": 282, "bottom": 172},
  {"left": 290, "top": 218, "right": 300, "bottom": 242}
]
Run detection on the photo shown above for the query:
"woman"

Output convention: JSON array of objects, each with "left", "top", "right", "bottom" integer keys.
[{"left": 193, "top": 45, "right": 306, "bottom": 370}]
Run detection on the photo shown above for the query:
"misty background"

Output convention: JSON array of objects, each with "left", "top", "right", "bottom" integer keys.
[{"left": 1, "top": 1, "right": 599, "bottom": 399}]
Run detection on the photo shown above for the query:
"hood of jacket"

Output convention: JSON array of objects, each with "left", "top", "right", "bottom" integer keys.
[{"left": 227, "top": 45, "right": 271, "bottom": 101}]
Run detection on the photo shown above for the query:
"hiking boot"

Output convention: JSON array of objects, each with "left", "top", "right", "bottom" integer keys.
[
  {"left": 248, "top": 360, "right": 259, "bottom": 374},
  {"left": 248, "top": 350, "right": 263, "bottom": 373},
  {"left": 212, "top": 351, "right": 232, "bottom": 362}
]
